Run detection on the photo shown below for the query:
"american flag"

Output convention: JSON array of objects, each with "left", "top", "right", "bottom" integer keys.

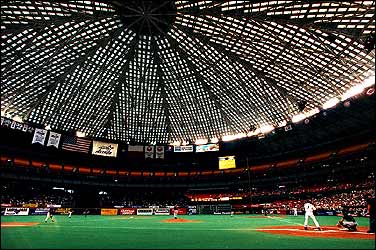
[{"left": 61, "top": 136, "right": 91, "bottom": 153}]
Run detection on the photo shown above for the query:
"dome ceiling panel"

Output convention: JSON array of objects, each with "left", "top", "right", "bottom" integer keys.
[{"left": 1, "top": 1, "right": 374, "bottom": 144}]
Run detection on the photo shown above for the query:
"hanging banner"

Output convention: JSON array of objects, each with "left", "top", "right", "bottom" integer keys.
[
  {"left": 47, "top": 132, "right": 61, "bottom": 148},
  {"left": 196, "top": 144, "right": 219, "bottom": 152},
  {"left": 128, "top": 145, "right": 144, "bottom": 152},
  {"left": 92, "top": 141, "right": 118, "bottom": 157},
  {"left": 155, "top": 146, "right": 164, "bottom": 159},
  {"left": 174, "top": 145, "right": 193, "bottom": 152},
  {"left": 31, "top": 128, "right": 47, "bottom": 145},
  {"left": 145, "top": 146, "right": 154, "bottom": 159}
]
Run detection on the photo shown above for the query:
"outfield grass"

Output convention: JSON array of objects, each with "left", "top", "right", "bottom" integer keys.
[{"left": 1, "top": 214, "right": 375, "bottom": 249}]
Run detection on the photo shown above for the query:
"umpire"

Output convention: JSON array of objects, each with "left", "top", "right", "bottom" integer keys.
[{"left": 366, "top": 194, "right": 375, "bottom": 233}]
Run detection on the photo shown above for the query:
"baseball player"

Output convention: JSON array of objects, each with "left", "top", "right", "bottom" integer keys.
[
  {"left": 304, "top": 201, "right": 321, "bottom": 231},
  {"left": 173, "top": 205, "right": 178, "bottom": 219},
  {"left": 337, "top": 207, "right": 358, "bottom": 231},
  {"left": 68, "top": 209, "right": 73, "bottom": 218},
  {"left": 293, "top": 207, "right": 298, "bottom": 216},
  {"left": 45, "top": 207, "right": 55, "bottom": 223}
]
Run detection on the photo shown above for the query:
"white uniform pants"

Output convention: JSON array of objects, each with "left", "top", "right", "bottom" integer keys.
[{"left": 304, "top": 213, "right": 320, "bottom": 227}]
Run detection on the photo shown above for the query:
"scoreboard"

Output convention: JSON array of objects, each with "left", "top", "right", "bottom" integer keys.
[{"left": 218, "top": 156, "right": 236, "bottom": 169}]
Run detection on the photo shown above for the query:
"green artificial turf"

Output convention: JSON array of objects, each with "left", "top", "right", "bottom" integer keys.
[{"left": 1, "top": 215, "right": 375, "bottom": 249}]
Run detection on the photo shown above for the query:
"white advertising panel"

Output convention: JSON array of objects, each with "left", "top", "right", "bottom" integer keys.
[
  {"left": 174, "top": 145, "right": 193, "bottom": 152},
  {"left": 136, "top": 208, "right": 153, "bottom": 215},
  {"left": 92, "top": 141, "right": 118, "bottom": 157},
  {"left": 4, "top": 207, "right": 29, "bottom": 216},
  {"left": 154, "top": 208, "right": 170, "bottom": 215}
]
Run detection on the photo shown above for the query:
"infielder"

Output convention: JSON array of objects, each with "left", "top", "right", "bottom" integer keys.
[
  {"left": 304, "top": 201, "right": 321, "bottom": 231},
  {"left": 293, "top": 207, "right": 298, "bottom": 216},
  {"left": 45, "top": 207, "right": 55, "bottom": 223}
]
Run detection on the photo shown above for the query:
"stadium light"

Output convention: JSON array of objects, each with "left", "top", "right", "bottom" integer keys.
[
  {"left": 76, "top": 131, "right": 86, "bottom": 137},
  {"left": 12, "top": 115, "right": 23, "bottom": 123},
  {"left": 259, "top": 125, "right": 274, "bottom": 134},
  {"left": 223, "top": 133, "right": 247, "bottom": 141},
  {"left": 341, "top": 85, "right": 365, "bottom": 101},
  {"left": 210, "top": 137, "right": 219, "bottom": 143},
  {"left": 195, "top": 138, "right": 208, "bottom": 145},
  {"left": 45, "top": 124, "right": 51, "bottom": 130},
  {"left": 362, "top": 74, "right": 375, "bottom": 88},
  {"left": 277, "top": 121, "right": 287, "bottom": 128},
  {"left": 292, "top": 113, "right": 306, "bottom": 123},
  {"left": 304, "top": 108, "right": 320, "bottom": 118},
  {"left": 322, "top": 98, "right": 339, "bottom": 109}
]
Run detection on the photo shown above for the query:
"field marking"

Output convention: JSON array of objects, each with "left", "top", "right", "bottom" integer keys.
[
  {"left": 33, "top": 225, "right": 372, "bottom": 235},
  {"left": 267, "top": 216, "right": 304, "bottom": 226}
]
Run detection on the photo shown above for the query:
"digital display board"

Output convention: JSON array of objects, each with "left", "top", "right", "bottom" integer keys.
[
  {"left": 218, "top": 156, "right": 236, "bottom": 169},
  {"left": 196, "top": 143, "right": 219, "bottom": 152}
]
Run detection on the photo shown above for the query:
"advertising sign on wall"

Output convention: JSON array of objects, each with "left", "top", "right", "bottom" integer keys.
[
  {"left": 119, "top": 208, "right": 136, "bottom": 215},
  {"left": 100, "top": 208, "right": 118, "bottom": 215},
  {"left": 4, "top": 207, "right": 29, "bottom": 215},
  {"left": 137, "top": 208, "right": 153, "bottom": 215},
  {"left": 154, "top": 208, "right": 170, "bottom": 215},
  {"left": 174, "top": 145, "right": 193, "bottom": 152}
]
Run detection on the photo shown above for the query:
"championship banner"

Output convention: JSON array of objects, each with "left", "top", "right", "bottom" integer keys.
[
  {"left": 101, "top": 208, "right": 118, "bottom": 215},
  {"left": 155, "top": 146, "right": 164, "bottom": 159},
  {"left": 92, "top": 140, "right": 118, "bottom": 157},
  {"left": 119, "top": 208, "right": 136, "bottom": 215},
  {"left": 32, "top": 128, "right": 47, "bottom": 145},
  {"left": 4, "top": 207, "right": 29, "bottom": 216},
  {"left": 174, "top": 145, "right": 193, "bottom": 152},
  {"left": 144, "top": 146, "right": 154, "bottom": 159},
  {"left": 47, "top": 132, "right": 61, "bottom": 148}
]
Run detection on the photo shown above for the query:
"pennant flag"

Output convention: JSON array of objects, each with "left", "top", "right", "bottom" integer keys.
[
  {"left": 284, "top": 124, "right": 292, "bottom": 131},
  {"left": 47, "top": 132, "right": 61, "bottom": 148},
  {"left": 62, "top": 136, "right": 91, "bottom": 153},
  {"left": 22, "top": 124, "right": 28, "bottom": 132},
  {"left": 2, "top": 118, "right": 11, "bottom": 127},
  {"left": 92, "top": 140, "right": 118, "bottom": 157},
  {"left": 155, "top": 146, "right": 165, "bottom": 159},
  {"left": 10, "top": 121, "right": 16, "bottom": 129},
  {"left": 145, "top": 146, "right": 155, "bottom": 159},
  {"left": 15, "top": 122, "right": 23, "bottom": 130},
  {"left": 32, "top": 128, "right": 47, "bottom": 145}
]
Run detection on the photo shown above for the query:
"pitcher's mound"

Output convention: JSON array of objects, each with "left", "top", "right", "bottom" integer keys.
[
  {"left": 257, "top": 225, "right": 374, "bottom": 239},
  {"left": 161, "top": 218, "right": 202, "bottom": 223}
]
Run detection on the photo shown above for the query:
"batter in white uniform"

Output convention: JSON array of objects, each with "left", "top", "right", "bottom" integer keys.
[{"left": 304, "top": 202, "right": 321, "bottom": 231}]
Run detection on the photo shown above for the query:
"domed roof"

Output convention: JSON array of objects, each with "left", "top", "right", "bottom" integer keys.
[{"left": 1, "top": 1, "right": 375, "bottom": 144}]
